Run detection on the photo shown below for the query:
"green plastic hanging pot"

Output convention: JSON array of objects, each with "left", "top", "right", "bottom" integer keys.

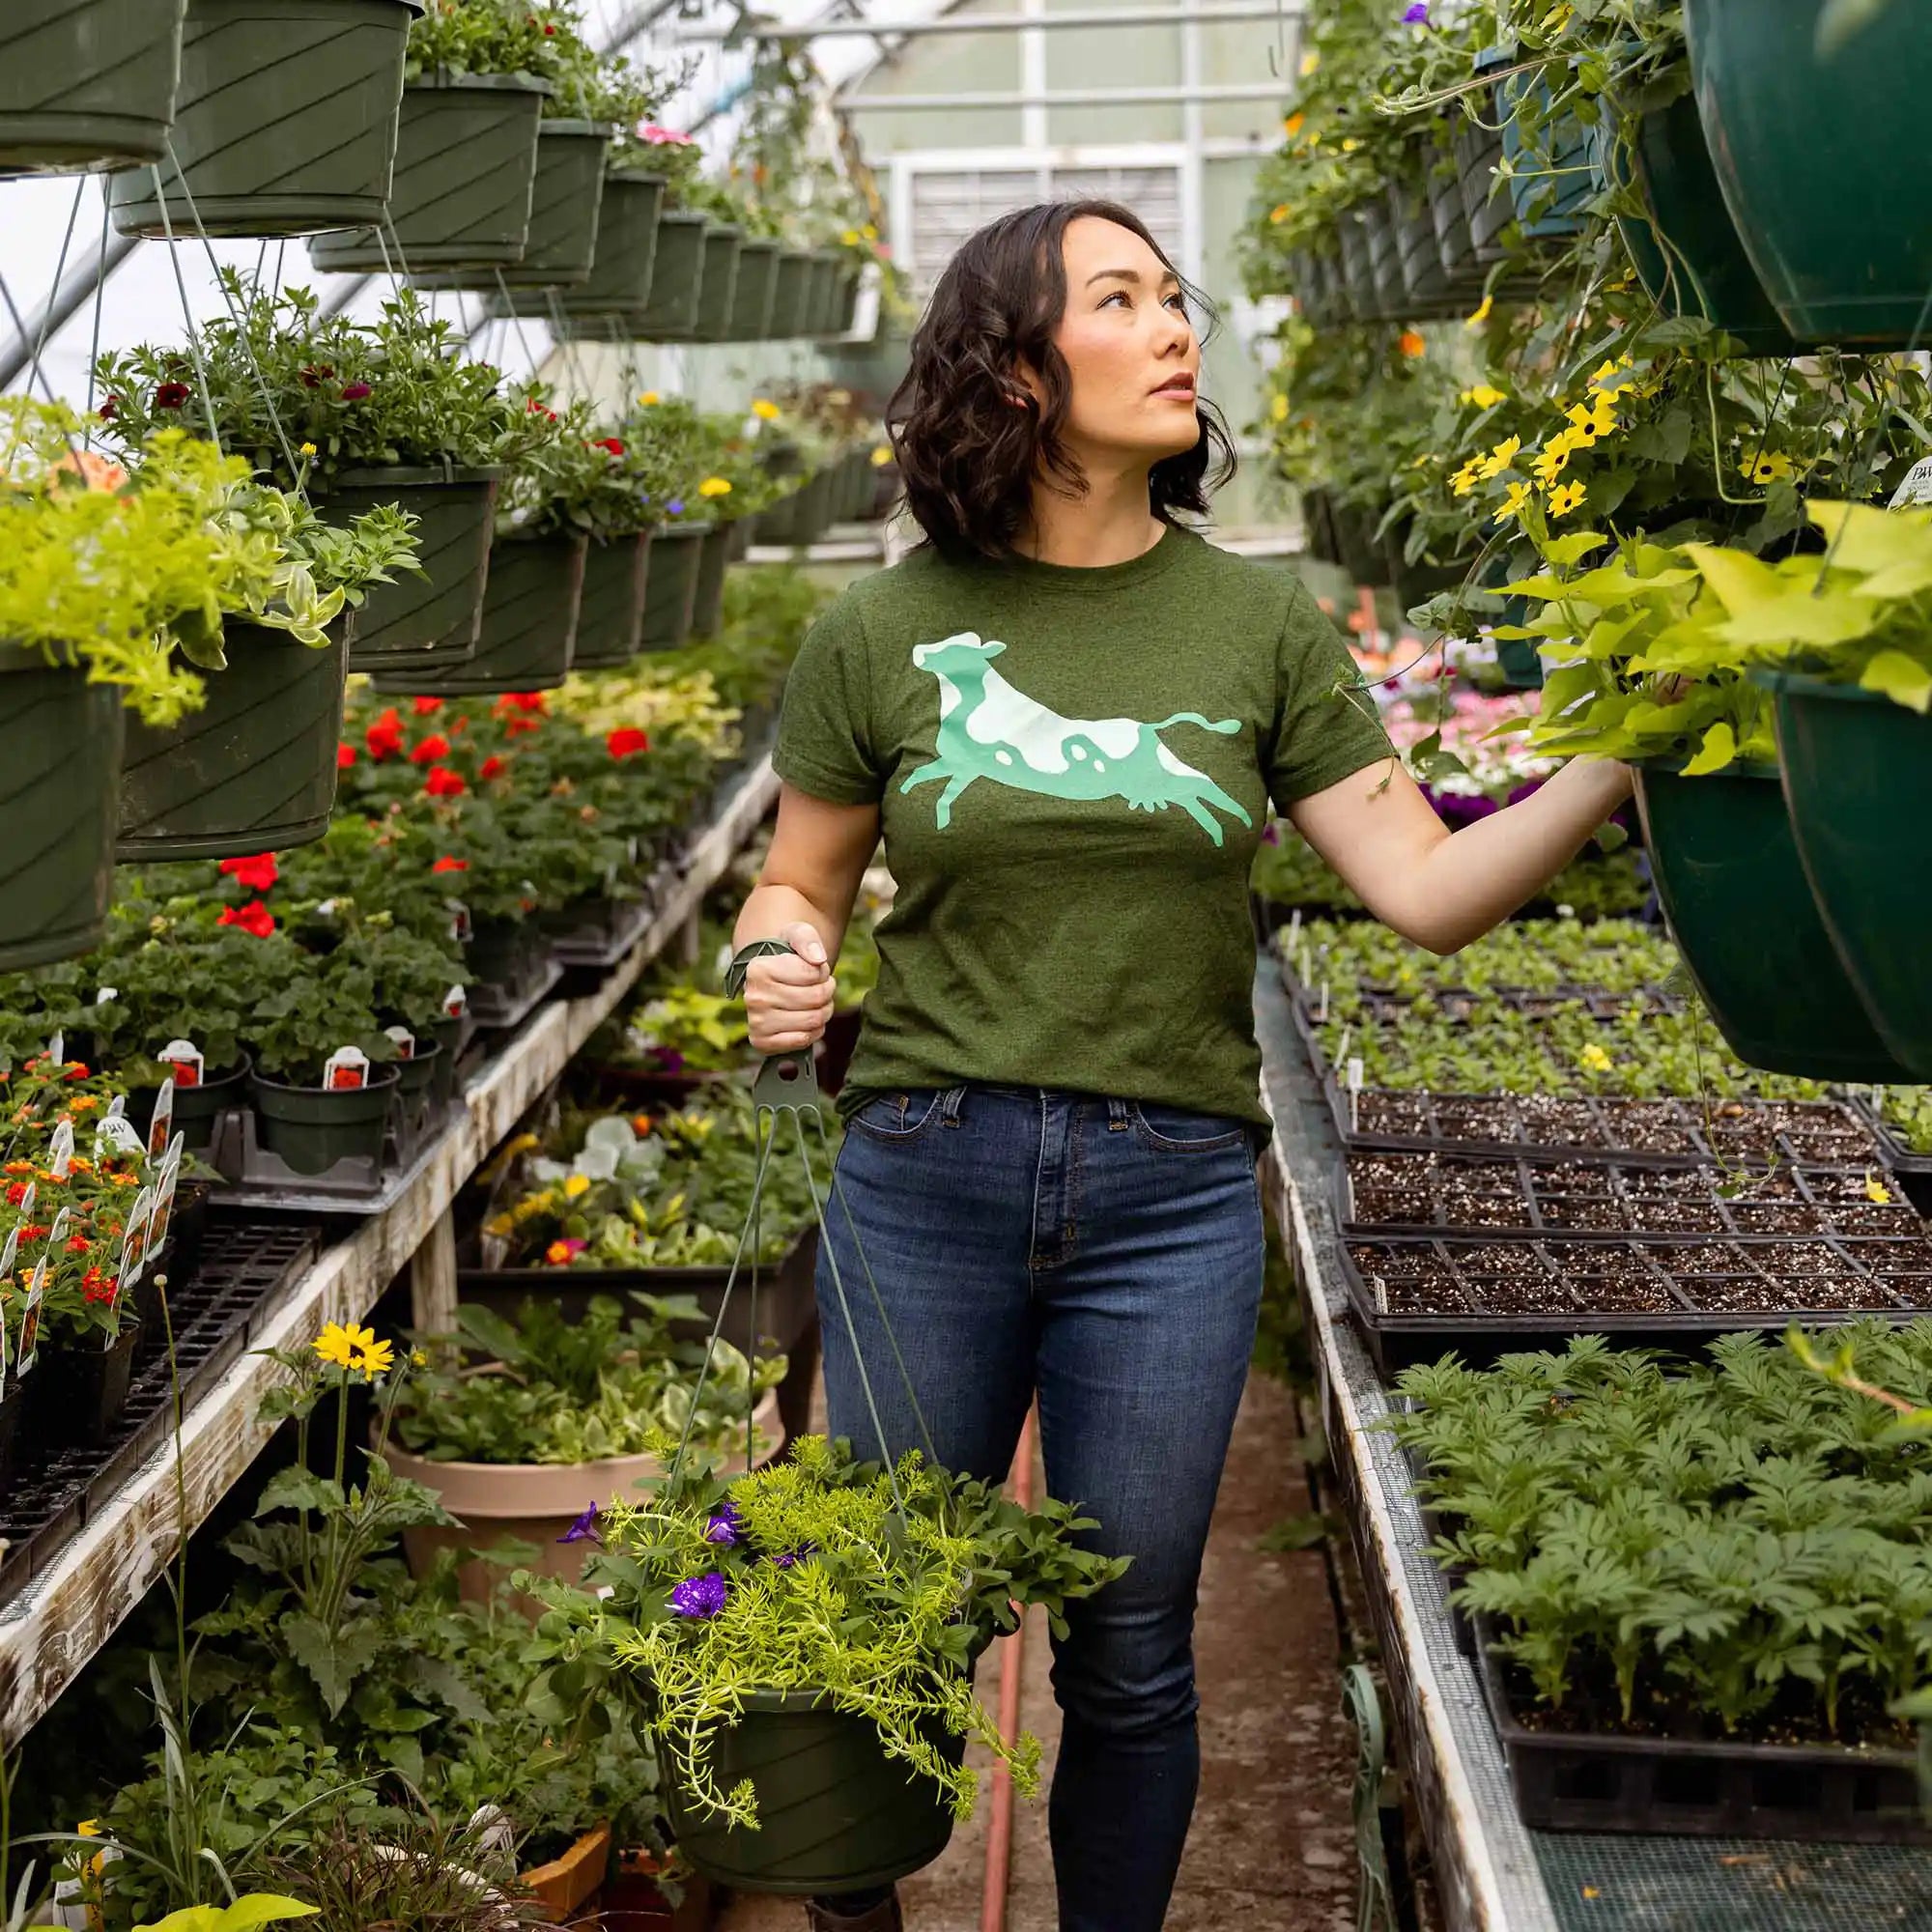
[
  {"left": 307, "top": 71, "right": 548, "bottom": 273},
  {"left": 1358, "top": 198, "right": 1404, "bottom": 319},
  {"left": 836, "top": 263, "right": 863, "bottom": 332},
  {"left": 493, "top": 167, "right": 664, "bottom": 325},
  {"left": 1328, "top": 501, "right": 1385, "bottom": 587},
  {"left": 639, "top": 525, "right": 707, "bottom": 651},
  {"left": 1391, "top": 185, "right": 1453, "bottom": 313},
  {"left": 0, "top": 649, "right": 124, "bottom": 971},
  {"left": 805, "top": 249, "right": 843, "bottom": 335},
  {"left": 0, "top": 0, "right": 185, "bottom": 176},
  {"left": 691, "top": 224, "right": 742, "bottom": 342},
  {"left": 416, "top": 120, "right": 610, "bottom": 291},
  {"left": 570, "top": 533, "right": 649, "bottom": 670},
  {"left": 118, "top": 625, "right": 347, "bottom": 862},
  {"left": 688, "top": 524, "right": 734, "bottom": 639},
  {"left": 108, "top": 0, "right": 414, "bottom": 240},
  {"left": 725, "top": 236, "right": 781, "bottom": 339},
  {"left": 372, "top": 532, "right": 586, "bottom": 696},
  {"left": 249, "top": 1064, "right": 399, "bottom": 1176},
  {"left": 1633, "top": 758, "right": 1914, "bottom": 1081},
  {"left": 327, "top": 466, "right": 498, "bottom": 676},
  {"left": 769, "top": 248, "right": 814, "bottom": 337},
  {"left": 1496, "top": 61, "right": 1596, "bottom": 239},
  {"left": 1766, "top": 672, "right": 1932, "bottom": 1076},
  {"left": 1605, "top": 92, "right": 1800, "bottom": 355},
  {"left": 1685, "top": 0, "right": 1932, "bottom": 347},
  {"left": 635, "top": 209, "right": 707, "bottom": 339},
  {"left": 1454, "top": 116, "right": 1513, "bottom": 260},
  {"left": 663, "top": 1690, "right": 961, "bottom": 1896}
]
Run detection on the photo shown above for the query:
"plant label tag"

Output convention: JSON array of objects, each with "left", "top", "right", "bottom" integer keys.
[
  {"left": 104, "top": 1094, "right": 126, "bottom": 1121},
  {"left": 121, "top": 1187, "right": 155, "bottom": 1292},
  {"left": 325, "top": 1046, "right": 370, "bottom": 1092},
  {"left": 160, "top": 1040, "right": 204, "bottom": 1089},
  {"left": 0, "top": 1228, "right": 16, "bottom": 1284},
  {"left": 384, "top": 1025, "right": 416, "bottom": 1061},
  {"left": 448, "top": 900, "right": 472, "bottom": 944},
  {"left": 96, "top": 1117, "right": 145, "bottom": 1160},
  {"left": 46, "top": 1031, "right": 63, "bottom": 1067},
  {"left": 15, "top": 1182, "right": 33, "bottom": 1224},
  {"left": 48, "top": 1119, "right": 74, "bottom": 1181},
  {"left": 443, "top": 984, "right": 467, "bottom": 1019},
  {"left": 16, "top": 1253, "right": 45, "bottom": 1378},
  {"left": 96, "top": 985, "right": 117, "bottom": 1007},
  {"left": 1347, "top": 1057, "right": 1364, "bottom": 1135},
  {"left": 1889, "top": 456, "right": 1932, "bottom": 509},
  {"left": 1336, "top": 1025, "right": 1353, "bottom": 1069},
  {"left": 1319, "top": 980, "right": 1331, "bottom": 1023},
  {"left": 1288, "top": 909, "right": 1302, "bottom": 946},
  {"left": 45, "top": 1208, "right": 71, "bottom": 1252},
  {"left": 147, "top": 1077, "right": 175, "bottom": 1162},
  {"left": 1873, "top": 1084, "right": 1887, "bottom": 1111},
  {"left": 150, "top": 1141, "right": 184, "bottom": 1252},
  {"left": 316, "top": 898, "right": 338, "bottom": 919}
]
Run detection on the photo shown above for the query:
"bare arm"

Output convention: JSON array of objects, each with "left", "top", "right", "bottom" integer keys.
[
  {"left": 735, "top": 781, "right": 882, "bottom": 1051},
  {"left": 1290, "top": 755, "right": 1634, "bottom": 957}
]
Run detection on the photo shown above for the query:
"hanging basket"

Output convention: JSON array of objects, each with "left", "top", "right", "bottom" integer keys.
[
  {"left": 803, "top": 250, "right": 841, "bottom": 336},
  {"left": 307, "top": 70, "right": 548, "bottom": 274},
  {"left": 637, "top": 209, "right": 708, "bottom": 340},
  {"left": 639, "top": 525, "right": 708, "bottom": 651},
  {"left": 570, "top": 532, "right": 650, "bottom": 670},
  {"left": 415, "top": 119, "right": 611, "bottom": 293},
  {"left": 107, "top": 0, "right": 415, "bottom": 240},
  {"left": 768, "top": 248, "right": 815, "bottom": 338},
  {"left": 688, "top": 524, "right": 734, "bottom": 640},
  {"left": 0, "top": 0, "right": 185, "bottom": 176},
  {"left": 690, "top": 224, "right": 742, "bottom": 342},
  {"left": 249, "top": 1064, "right": 399, "bottom": 1176},
  {"left": 1684, "top": 0, "right": 1932, "bottom": 347},
  {"left": 1633, "top": 759, "right": 1915, "bottom": 1082},
  {"left": 724, "top": 236, "right": 781, "bottom": 340},
  {"left": 836, "top": 263, "right": 863, "bottom": 333},
  {"left": 117, "top": 624, "right": 347, "bottom": 863},
  {"left": 327, "top": 465, "right": 499, "bottom": 676},
  {"left": 0, "top": 649, "right": 124, "bottom": 972},
  {"left": 373, "top": 531, "right": 586, "bottom": 697},
  {"left": 1494, "top": 54, "right": 1598, "bottom": 240},
  {"left": 564, "top": 167, "right": 664, "bottom": 322},
  {"left": 1766, "top": 673, "right": 1932, "bottom": 1078}
]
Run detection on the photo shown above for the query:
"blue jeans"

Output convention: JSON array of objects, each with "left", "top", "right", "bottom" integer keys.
[{"left": 813, "top": 1084, "right": 1266, "bottom": 1932}]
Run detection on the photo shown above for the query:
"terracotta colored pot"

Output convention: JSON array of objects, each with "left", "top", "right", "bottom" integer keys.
[{"left": 520, "top": 1823, "right": 611, "bottom": 1919}]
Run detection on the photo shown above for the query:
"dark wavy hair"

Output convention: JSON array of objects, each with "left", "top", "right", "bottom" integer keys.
[{"left": 886, "top": 199, "right": 1238, "bottom": 560}]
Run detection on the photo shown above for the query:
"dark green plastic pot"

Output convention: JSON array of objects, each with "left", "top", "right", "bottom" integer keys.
[
  {"left": 806, "top": 249, "right": 842, "bottom": 335},
  {"left": 1634, "top": 759, "right": 1914, "bottom": 1081},
  {"left": 0, "top": 650, "right": 123, "bottom": 971},
  {"left": 392, "top": 1037, "right": 441, "bottom": 1129},
  {"left": 308, "top": 71, "right": 547, "bottom": 272},
  {"left": 1329, "top": 501, "right": 1385, "bottom": 587},
  {"left": 416, "top": 119, "right": 611, "bottom": 291},
  {"left": 1336, "top": 209, "right": 1378, "bottom": 315},
  {"left": 1769, "top": 673, "right": 1932, "bottom": 1076},
  {"left": 466, "top": 917, "right": 541, "bottom": 988},
  {"left": 128, "top": 1057, "right": 249, "bottom": 1154},
  {"left": 0, "top": 0, "right": 185, "bottom": 175},
  {"left": 663, "top": 1690, "right": 960, "bottom": 1896},
  {"left": 639, "top": 525, "right": 707, "bottom": 651},
  {"left": 1686, "top": 0, "right": 1932, "bottom": 347},
  {"left": 249, "top": 1065, "right": 399, "bottom": 1176},
  {"left": 1607, "top": 93, "right": 1800, "bottom": 355},
  {"left": 769, "top": 248, "right": 814, "bottom": 337},
  {"left": 691, "top": 224, "right": 742, "bottom": 341},
  {"left": 689, "top": 524, "right": 733, "bottom": 639},
  {"left": 836, "top": 263, "right": 862, "bottom": 332},
  {"left": 570, "top": 533, "right": 649, "bottom": 669},
  {"left": 1454, "top": 116, "right": 1513, "bottom": 260},
  {"left": 637, "top": 209, "right": 707, "bottom": 339},
  {"left": 118, "top": 625, "right": 346, "bottom": 862},
  {"left": 33, "top": 1319, "right": 142, "bottom": 1449},
  {"left": 725, "top": 236, "right": 780, "bottom": 339},
  {"left": 1358, "top": 199, "right": 1403, "bottom": 318},
  {"left": 1497, "top": 63, "right": 1594, "bottom": 238},
  {"left": 327, "top": 466, "right": 498, "bottom": 675},
  {"left": 564, "top": 167, "right": 663, "bottom": 322},
  {"left": 373, "top": 532, "right": 585, "bottom": 696},
  {"left": 1391, "top": 185, "right": 1452, "bottom": 311},
  {"left": 108, "top": 0, "right": 412, "bottom": 239}
]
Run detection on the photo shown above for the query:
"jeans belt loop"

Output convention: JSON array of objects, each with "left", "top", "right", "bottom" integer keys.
[
  {"left": 941, "top": 1084, "right": 968, "bottom": 1126},
  {"left": 1106, "top": 1096, "right": 1130, "bottom": 1130}
]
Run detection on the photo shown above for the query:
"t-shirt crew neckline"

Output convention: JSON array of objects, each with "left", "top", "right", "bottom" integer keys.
[{"left": 970, "top": 519, "right": 1191, "bottom": 595}]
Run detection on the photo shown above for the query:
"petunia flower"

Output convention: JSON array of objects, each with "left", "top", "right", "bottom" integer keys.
[
  {"left": 365, "top": 707, "right": 406, "bottom": 760},
  {"left": 670, "top": 1572, "right": 728, "bottom": 1618},
  {"left": 704, "top": 1502, "right": 742, "bottom": 1546},
  {"left": 479, "top": 755, "right": 506, "bottom": 781},
  {"left": 665, "top": 499, "right": 684, "bottom": 517},
  {"left": 341, "top": 382, "right": 373, "bottom": 401},
  {"left": 412, "top": 696, "right": 442, "bottom": 717},
  {"left": 558, "top": 1502, "right": 603, "bottom": 1545},
  {"left": 154, "top": 381, "right": 191, "bottom": 410},
  {"left": 1403, "top": 2, "right": 1429, "bottom": 21}
]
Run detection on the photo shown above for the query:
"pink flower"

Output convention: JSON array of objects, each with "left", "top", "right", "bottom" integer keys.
[{"left": 639, "top": 124, "right": 697, "bottom": 146}]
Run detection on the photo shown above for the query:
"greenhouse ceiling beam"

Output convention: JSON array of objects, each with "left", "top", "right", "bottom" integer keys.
[
  {"left": 675, "top": 2, "right": 1292, "bottom": 36},
  {"left": 838, "top": 81, "right": 1289, "bottom": 104},
  {"left": 0, "top": 229, "right": 137, "bottom": 393}
]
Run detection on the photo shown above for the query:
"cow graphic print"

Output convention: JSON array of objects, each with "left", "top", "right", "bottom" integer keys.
[{"left": 901, "top": 632, "right": 1255, "bottom": 845}]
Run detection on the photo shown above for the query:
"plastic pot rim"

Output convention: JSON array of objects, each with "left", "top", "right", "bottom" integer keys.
[{"left": 328, "top": 462, "right": 504, "bottom": 489}]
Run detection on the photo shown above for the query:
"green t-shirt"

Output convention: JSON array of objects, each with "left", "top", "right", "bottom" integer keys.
[{"left": 772, "top": 523, "right": 1394, "bottom": 1128}]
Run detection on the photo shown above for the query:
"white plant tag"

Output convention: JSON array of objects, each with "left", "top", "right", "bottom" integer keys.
[
  {"left": 1319, "top": 980, "right": 1331, "bottom": 1024},
  {"left": 315, "top": 898, "right": 338, "bottom": 919},
  {"left": 96, "top": 985, "right": 118, "bottom": 1007},
  {"left": 159, "top": 1040, "right": 204, "bottom": 1089},
  {"left": 146, "top": 1075, "right": 175, "bottom": 1162},
  {"left": 324, "top": 1045, "right": 371, "bottom": 1092},
  {"left": 120, "top": 1186, "right": 155, "bottom": 1292},
  {"left": 45, "top": 1208, "right": 71, "bottom": 1253},
  {"left": 384, "top": 1025, "right": 417, "bottom": 1061},
  {"left": 1336, "top": 1025, "right": 1353, "bottom": 1070},
  {"left": 150, "top": 1139, "right": 185, "bottom": 1252},
  {"left": 443, "top": 983, "right": 468, "bottom": 1019},
  {"left": 1347, "top": 1057, "right": 1365, "bottom": 1135},
  {"left": 48, "top": 1119, "right": 74, "bottom": 1181},
  {"left": 97, "top": 1117, "right": 145, "bottom": 1159},
  {"left": 15, "top": 1181, "right": 34, "bottom": 1224},
  {"left": 104, "top": 1094, "right": 127, "bottom": 1122},
  {"left": 448, "top": 900, "right": 472, "bottom": 944},
  {"left": 1889, "top": 455, "right": 1932, "bottom": 509},
  {"left": 16, "top": 1252, "right": 45, "bottom": 1378},
  {"left": 1288, "top": 908, "right": 1302, "bottom": 946},
  {"left": 46, "top": 1030, "right": 63, "bottom": 1068}
]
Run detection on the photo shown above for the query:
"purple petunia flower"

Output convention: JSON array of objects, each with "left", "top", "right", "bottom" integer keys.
[
  {"left": 1403, "top": 2, "right": 1430, "bottom": 20},
  {"left": 671, "top": 1571, "right": 729, "bottom": 1618},
  {"left": 704, "top": 1502, "right": 741, "bottom": 1546},
  {"left": 652, "top": 1046, "right": 686, "bottom": 1074},
  {"left": 770, "top": 1551, "right": 797, "bottom": 1569},
  {"left": 666, "top": 498, "right": 685, "bottom": 517},
  {"left": 1261, "top": 822, "right": 1281, "bottom": 846},
  {"left": 341, "top": 381, "right": 374, "bottom": 401},
  {"left": 558, "top": 1501, "right": 602, "bottom": 1545}
]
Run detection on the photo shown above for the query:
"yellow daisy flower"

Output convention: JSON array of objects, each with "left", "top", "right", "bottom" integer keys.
[
  {"left": 698, "top": 476, "right": 733, "bottom": 497},
  {"left": 1494, "top": 479, "right": 1533, "bottom": 526},
  {"left": 751, "top": 398, "right": 781, "bottom": 421},
  {"left": 563, "top": 1173, "right": 591, "bottom": 1199},
  {"left": 313, "top": 1321, "right": 358, "bottom": 1368},
  {"left": 355, "top": 1337, "right": 395, "bottom": 1376},
  {"left": 1867, "top": 1174, "right": 1894, "bottom": 1206},
  {"left": 1476, "top": 436, "right": 1521, "bottom": 482},
  {"left": 1460, "top": 384, "right": 1507, "bottom": 411},
  {"left": 637, "top": 390, "right": 660, "bottom": 407},
  {"left": 1578, "top": 1042, "right": 1612, "bottom": 1072},
  {"left": 1548, "top": 480, "right": 1586, "bottom": 519}
]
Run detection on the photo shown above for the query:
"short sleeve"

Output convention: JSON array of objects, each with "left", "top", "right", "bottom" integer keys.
[
  {"left": 773, "top": 596, "right": 884, "bottom": 806},
  {"left": 1266, "top": 580, "right": 1395, "bottom": 808}
]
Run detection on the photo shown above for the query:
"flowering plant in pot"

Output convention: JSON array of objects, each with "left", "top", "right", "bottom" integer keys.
[{"left": 522, "top": 1434, "right": 1129, "bottom": 1893}]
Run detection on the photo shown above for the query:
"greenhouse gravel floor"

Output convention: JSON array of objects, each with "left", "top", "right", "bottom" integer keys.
[{"left": 715, "top": 1367, "right": 1356, "bottom": 1930}]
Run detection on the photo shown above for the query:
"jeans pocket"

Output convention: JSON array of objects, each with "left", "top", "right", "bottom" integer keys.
[
  {"left": 848, "top": 1088, "right": 947, "bottom": 1144},
  {"left": 1127, "top": 1100, "right": 1249, "bottom": 1154}
]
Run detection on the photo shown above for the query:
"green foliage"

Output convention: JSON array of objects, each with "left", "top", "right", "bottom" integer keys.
[
  {"left": 1389, "top": 1325, "right": 1932, "bottom": 1741},
  {"left": 1287, "top": 913, "right": 1678, "bottom": 996},
  {"left": 524, "top": 1435, "right": 1130, "bottom": 1829}
]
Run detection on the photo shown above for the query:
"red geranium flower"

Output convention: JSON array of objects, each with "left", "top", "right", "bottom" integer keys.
[
  {"left": 424, "top": 766, "right": 467, "bottom": 798},
  {"left": 365, "top": 707, "right": 406, "bottom": 760},
  {"left": 337, "top": 742, "right": 357, "bottom": 769},
  {"left": 409, "top": 732, "right": 451, "bottom": 765},
  {"left": 219, "top": 900, "right": 276, "bottom": 938},
  {"left": 155, "top": 381, "right": 191, "bottom": 410},
  {"left": 494, "top": 691, "right": 548, "bottom": 715},
  {"left": 593, "top": 438, "right": 625, "bottom": 457},
  {"left": 432, "top": 856, "right": 469, "bottom": 873},
  {"left": 501, "top": 716, "right": 541, "bottom": 738},
  {"left": 606, "top": 726, "right": 650, "bottom": 759},
  {"left": 99, "top": 397, "right": 119, "bottom": 421},
  {"left": 412, "top": 696, "right": 442, "bottom": 717},
  {"left": 479, "top": 755, "right": 506, "bottom": 781},
  {"left": 218, "top": 852, "right": 279, "bottom": 893}
]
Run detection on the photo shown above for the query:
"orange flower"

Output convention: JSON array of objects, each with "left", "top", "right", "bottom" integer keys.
[{"left": 1398, "top": 330, "right": 1427, "bottom": 359}]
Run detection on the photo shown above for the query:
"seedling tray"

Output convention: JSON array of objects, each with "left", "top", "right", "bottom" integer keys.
[
  {"left": 548, "top": 891, "right": 661, "bottom": 982},
  {"left": 1295, "top": 984, "right": 1691, "bottom": 1026},
  {"left": 1845, "top": 1094, "right": 1932, "bottom": 1216},
  {"left": 1337, "top": 1151, "right": 1920, "bottom": 1241},
  {"left": 1471, "top": 1612, "right": 1929, "bottom": 1843},
  {"left": 1341, "top": 1231, "right": 1932, "bottom": 1373},
  {"left": 205, "top": 1098, "right": 464, "bottom": 1215},
  {"left": 469, "top": 956, "right": 564, "bottom": 1033},
  {"left": 0, "top": 1219, "right": 317, "bottom": 1612}
]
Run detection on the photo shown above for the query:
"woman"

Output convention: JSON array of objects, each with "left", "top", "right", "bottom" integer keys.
[{"left": 727, "top": 201, "right": 1632, "bottom": 1932}]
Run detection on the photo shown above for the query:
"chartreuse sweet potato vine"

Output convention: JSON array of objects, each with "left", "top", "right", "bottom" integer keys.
[{"left": 538, "top": 1435, "right": 1129, "bottom": 1830}]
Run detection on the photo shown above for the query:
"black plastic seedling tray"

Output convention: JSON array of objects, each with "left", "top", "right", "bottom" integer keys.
[
  {"left": 1471, "top": 1612, "right": 1929, "bottom": 1843},
  {"left": 0, "top": 1220, "right": 318, "bottom": 1611},
  {"left": 1337, "top": 1151, "right": 1922, "bottom": 1241},
  {"left": 1846, "top": 1094, "right": 1932, "bottom": 1217},
  {"left": 1340, "top": 1231, "right": 1932, "bottom": 1374},
  {"left": 469, "top": 956, "right": 565, "bottom": 1033}
]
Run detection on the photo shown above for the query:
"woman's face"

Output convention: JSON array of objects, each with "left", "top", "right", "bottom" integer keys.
[{"left": 1044, "top": 215, "right": 1203, "bottom": 468}]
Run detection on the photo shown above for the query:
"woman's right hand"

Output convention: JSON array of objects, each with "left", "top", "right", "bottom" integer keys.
[{"left": 744, "top": 921, "right": 836, "bottom": 1053}]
